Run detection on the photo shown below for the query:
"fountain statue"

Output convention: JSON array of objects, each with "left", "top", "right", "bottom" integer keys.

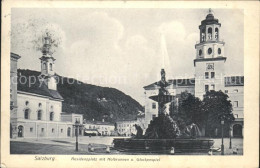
[
  {"left": 134, "top": 124, "right": 143, "bottom": 139},
  {"left": 113, "top": 69, "right": 214, "bottom": 154}
]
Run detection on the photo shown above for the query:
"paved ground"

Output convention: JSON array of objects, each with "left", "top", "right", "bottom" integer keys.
[{"left": 10, "top": 137, "right": 243, "bottom": 155}]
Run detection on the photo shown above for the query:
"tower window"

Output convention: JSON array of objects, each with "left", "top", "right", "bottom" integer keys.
[
  {"left": 37, "top": 110, "right": 42, "bottom": 120},
  {"left": 199, "top": 49, "right": 202, "bottom": 57},
  {"left": 24, "top": 109, "right": 30, "bottom": 119},
  {"left": 50, "top": 63, "right": 53, "bottom": 71},
  {"left": 43, "top": 63, "right": 47, "bottom": 70},
  {"left": 152, "top": 103, "right": 156, "bottom": 109},
  {"left": 205, "top": 85, "right": 209, "bottom": 92},
  {"left": 208, "top": 27, "right": 212, "bottom": 40},
  {"left": 218, "top": 48, "right": 221, "bottom": 55},
  {"left": 201, "top": 28, "right": 206, "bottom": 42},
  {"left": 211, "top": 72, "right": 215, "bottom": 78},
  {"left": 233, "top": 101, "right": 238, "bottom": 107},
  {"left": 52, "top": 128, "right": 55, "bottom": 133},
  {"left": 25, "top": 101, "right": 29, "bottom": 106},
  {"left": 152, "top": 115, "right": 156, "bottom": 119},
  {"left": 205, "top": 72, "right": 209, "bottom": 79},
  {"left": 208, "top": 48, "right": 212, "bottom": 55},
  {"left": 50, "top": 112, "right": 54, "bottom": 121},
  {"left": 38, "top": 103, "right": 42, "bottom": 108},
  {"left": 215, "top": 28, "right": 219, "bottom": 40}
]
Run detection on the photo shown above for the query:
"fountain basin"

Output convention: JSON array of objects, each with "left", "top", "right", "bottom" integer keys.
[
  {"left": 149, "top": 95, "right": 174, "bottom": 103},
  {"left": 113, "top": 138, "right": 214, "bottom": 153}
]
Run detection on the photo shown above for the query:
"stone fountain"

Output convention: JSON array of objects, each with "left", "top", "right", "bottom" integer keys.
[{"left": 113, "top": 69, "right": 214, "bottom": 154}]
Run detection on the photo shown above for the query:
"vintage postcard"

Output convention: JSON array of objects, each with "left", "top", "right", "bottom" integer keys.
[{"left": 1, "top": 1, "right": 259, "bottom": 168}]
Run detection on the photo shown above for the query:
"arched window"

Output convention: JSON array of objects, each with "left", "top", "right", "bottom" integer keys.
[
  {"left": 208, "top": 48, "right": 212, "bottom": 55},
  {"left": 199, "top": 49, "right": 202, "bottom": 57},
  {"left": 50, "top": 112, "right": 54, "bottom": 121},
  {"left": 208, "top": 27, "right": 212, "bottom": 40},
  {"left": 37, "top": 110, "right": 42, "bottom": 120},
  {"left": 218, "top": 48, "right": 221, "bottom": 55},
  {"left": 18, "top": 125, "right": 24, "bottom": 137},
  {"left": 38, "top": 103, "right": 42, "bottom": 108},
  {"left": 201, "top": 29, "right": 206, "bottom": 42},
  {"left": 50, "top": 63, "right": 53, "bottom": 71},
  {"left": 43, "top": 63, "right": 47, "bottom": 70},
  {"left": 25, "top": 101, "right": 29, "bottom": 106},
  {"left": 215, "top": 28, "right": 219, "bottom": 40},
  {"left": 67, "top": 127, "right": 71, "bottom": 136},
  {"left": 24, "top": 109, "right": 30, "bottom": 119}
]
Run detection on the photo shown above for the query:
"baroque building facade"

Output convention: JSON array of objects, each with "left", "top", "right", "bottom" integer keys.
[
  {"left": 10, "top": 34, "right": 83, "bottom": 139},
  {"left": 143, "top": 11, "right": 244, "bottom": 137}
]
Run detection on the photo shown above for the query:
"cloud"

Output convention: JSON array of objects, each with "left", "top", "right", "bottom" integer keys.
[{"left": 62, "top": 12, "right": 126, "bottom": 84}]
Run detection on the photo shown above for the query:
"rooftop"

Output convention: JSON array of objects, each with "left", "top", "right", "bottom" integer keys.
[
  {"left": 85, "top": 120, "right": 114, "bottom": 126},
  {"left": 17, "top": 69, "right": 63, "bottom": 100}
]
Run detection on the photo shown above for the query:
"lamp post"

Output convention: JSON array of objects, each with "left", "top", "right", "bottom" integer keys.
[
  {"left": 36, "top": 124, "right": 38, "bottom": 141},
  {"left": 221, "top": 120, "right": 224, "bottom": 155},
  {"left": 229, "top": 125, "right": 232, "bottom": 149},
  {"left": 73, "top": 120, "right": 80, "bottom": 152}
]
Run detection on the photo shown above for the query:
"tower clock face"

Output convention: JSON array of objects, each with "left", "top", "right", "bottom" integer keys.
[{"left": 206, "top": 63, "right": 214, "bottom": 70}]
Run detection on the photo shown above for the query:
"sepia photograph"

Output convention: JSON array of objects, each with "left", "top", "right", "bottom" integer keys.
[
  {"left": 1, "top": 1, "right": 259, "bottom": 168},
  {"left": 9, "top": 7, "right": 244, "bottom": 155}
]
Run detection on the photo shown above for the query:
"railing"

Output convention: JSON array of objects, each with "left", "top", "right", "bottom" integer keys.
[{"left": 196, "top": 39, "right": 224, "bottom": 44}]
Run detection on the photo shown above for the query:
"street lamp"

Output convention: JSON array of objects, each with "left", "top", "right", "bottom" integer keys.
[
  {"left": 229, "top": 125, "right": 232, "bottom": 149},
  {"left": 73, "top": 120, "right": 80, "bottom": 152},
  {"left": 36, "top": 124, "right": 38, "bottom": 141},
  {"left": 221, "top": 120, "right": 224, "bottom": 155}
]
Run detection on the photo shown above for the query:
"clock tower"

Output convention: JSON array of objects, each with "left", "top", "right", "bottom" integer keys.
[
  {"left": 39, "top": 32, "right": 57, "bottom": 90},
  {"left": 194, "top": 9, "right": 227, "bottom": 99}
]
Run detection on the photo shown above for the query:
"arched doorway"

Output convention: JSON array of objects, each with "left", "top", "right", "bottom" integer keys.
[
  {"left": 233, "top": 124, "right": 242, "bottom": 137},
  {"left": 67, "top": 127, "right": 71, "bottom": 137},
  {"left": 18, "top": 125, "right": 24, "bottom": 137}
]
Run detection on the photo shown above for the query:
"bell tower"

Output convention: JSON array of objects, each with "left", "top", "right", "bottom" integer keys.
[
  {"left": 39, "top": 32, "right": 57, "bottom": 90},
  {"left": 194, "top": 9, "right": 227, "bottom": 99}
]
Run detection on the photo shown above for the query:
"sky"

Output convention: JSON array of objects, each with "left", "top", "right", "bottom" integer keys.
[{"left": 11, "top": 8, "right": 244, "bottom": 105}]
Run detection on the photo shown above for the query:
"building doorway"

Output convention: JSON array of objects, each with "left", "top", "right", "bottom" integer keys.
[
  {"left": 67, "top": 127, "right": 71, "bottom": 137},
  {"left": 233, "top": 124, "right": 242, "bottom": 137},
  {"left": 10, "top": 124, "right": 13, "bottom": 138},
  {"left": 18, "top": 125, "right": 24, "bottom": 137}
]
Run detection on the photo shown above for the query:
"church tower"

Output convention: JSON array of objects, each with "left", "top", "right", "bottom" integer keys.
[
  {"left": 194, "top": 9, "right": 226, "bottom": 99},
  {"left": 39, "top": 33, "right": 57, "bottom": 90}
]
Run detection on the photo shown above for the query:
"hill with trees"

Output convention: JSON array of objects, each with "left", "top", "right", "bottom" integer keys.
[{"left": 17, "top": 69, "right": 144, "bottom": 123}]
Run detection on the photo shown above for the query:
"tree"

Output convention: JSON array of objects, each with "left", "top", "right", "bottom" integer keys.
[
  {"left": 169, "top": 91, "right": 204, "bottom": 133},
  {"left": 202, "top": 90, "right": 234, "bottom": 137},
  {"left": 144, "top": 114, "right": 180, "bottom": 139}
]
